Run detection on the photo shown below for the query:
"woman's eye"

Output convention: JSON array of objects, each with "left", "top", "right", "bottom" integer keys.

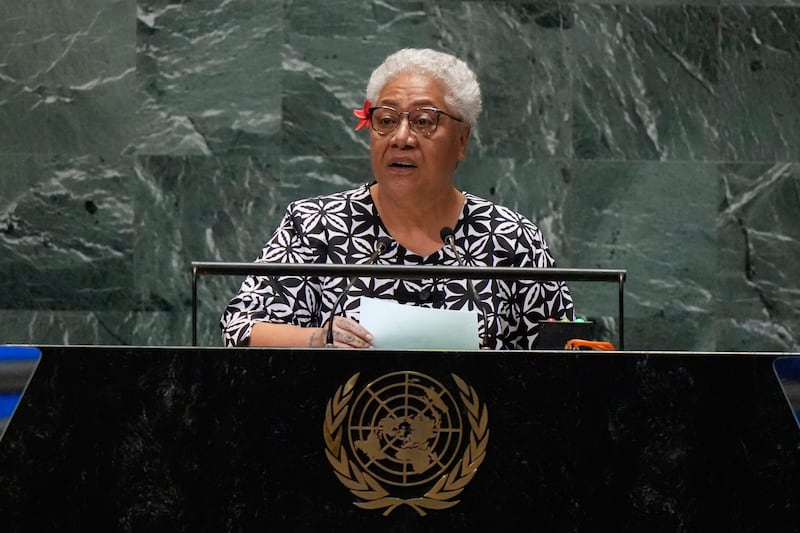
[{"left": 413, "top": 113, "right": 435, "bottom": 126}]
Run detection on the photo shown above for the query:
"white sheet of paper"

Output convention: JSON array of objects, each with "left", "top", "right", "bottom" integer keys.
[{"left": 359, "top": 297, "right": 479, "bottom": 350}]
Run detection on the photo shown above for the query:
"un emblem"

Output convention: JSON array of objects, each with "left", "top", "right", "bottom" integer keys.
[{"left": 323, "top": 371, "right": 489, "bottom": 516}]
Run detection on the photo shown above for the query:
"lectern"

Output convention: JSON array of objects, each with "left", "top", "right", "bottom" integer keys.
[{"left": 1, "top": 346, "right": 798, "bottom": 532}]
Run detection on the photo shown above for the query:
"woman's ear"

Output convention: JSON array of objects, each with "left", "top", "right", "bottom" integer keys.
[{"left": 457, "top": 126, "right": 471, "bottom": 161}]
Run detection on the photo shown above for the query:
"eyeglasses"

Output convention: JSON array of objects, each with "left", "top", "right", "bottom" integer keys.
[{"left": 369, "top": 106, "right": 464, "bottom": 137}]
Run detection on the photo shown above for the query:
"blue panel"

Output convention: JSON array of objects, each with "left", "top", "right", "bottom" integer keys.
[
  {"left": 0, "top": 346, "right": 41, "bottom": 441},
  {"left": 0, "top": 393, "right": 22, "bottom": 417},
  {"left": 0, "top": 346, "right": 41, "bottom": 361}
]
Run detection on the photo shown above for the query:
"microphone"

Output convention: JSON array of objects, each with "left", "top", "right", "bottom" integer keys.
[
  {"left": 326, "top": 237, "right": 392, "bottom": 347},
  {"left": 439, "top": 227, "right": 489, "bottom": 349}
]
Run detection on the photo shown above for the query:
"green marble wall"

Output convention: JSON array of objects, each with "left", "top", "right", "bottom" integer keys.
[{"left": 1, "top": 0, "right": 798, "bottom": 350}]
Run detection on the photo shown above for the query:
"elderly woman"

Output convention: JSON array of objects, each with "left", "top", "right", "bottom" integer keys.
[{"left": 221, "top": 48, "right": 574, "bottom": 349}]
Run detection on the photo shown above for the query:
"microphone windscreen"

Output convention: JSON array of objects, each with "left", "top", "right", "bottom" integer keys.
[
  {"left": 376, "top": 236, "right": 393, "bottom": 253},
  {"left": 439, "top": 226, "right": 455, "bottom": 243}
]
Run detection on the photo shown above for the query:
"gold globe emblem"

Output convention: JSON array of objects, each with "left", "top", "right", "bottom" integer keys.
[{"left": 323, "top": 372, "right": 489, "bottom": 516}]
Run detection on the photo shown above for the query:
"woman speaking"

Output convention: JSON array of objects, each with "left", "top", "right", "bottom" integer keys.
[{"left": 220, "top": 48, "right": 574, "bottom": 349}]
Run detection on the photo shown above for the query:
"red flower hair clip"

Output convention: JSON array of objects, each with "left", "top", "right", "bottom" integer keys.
[{"left": 353, "top": 100, "right": 371, "bottom": 131}]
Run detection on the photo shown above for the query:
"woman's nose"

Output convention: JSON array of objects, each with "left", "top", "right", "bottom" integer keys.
[{"left": 389, "top": 115, "right": 416, "bottom": 147}]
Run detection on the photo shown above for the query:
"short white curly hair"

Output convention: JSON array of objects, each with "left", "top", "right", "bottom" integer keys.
[{"left": 366, "top": 48, "right": 482, "bottom": 128}]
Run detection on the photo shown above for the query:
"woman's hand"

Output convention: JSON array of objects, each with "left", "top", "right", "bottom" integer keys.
[{"left": 311, "top": 316, "right": 374, "bottom": 348}]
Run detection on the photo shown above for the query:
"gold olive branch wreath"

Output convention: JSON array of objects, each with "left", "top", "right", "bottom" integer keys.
[{"left": 323, "top": 372, "right": 489, "bottom": 516}]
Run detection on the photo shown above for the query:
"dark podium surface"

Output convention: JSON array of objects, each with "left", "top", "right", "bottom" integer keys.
[{"left": 1, "top": 346, "right": 799, "bottom": 532}]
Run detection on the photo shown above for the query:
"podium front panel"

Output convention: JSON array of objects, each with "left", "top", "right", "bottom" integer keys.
[{"left": 0, "top": 347, "right": 798, "bottom": 532}]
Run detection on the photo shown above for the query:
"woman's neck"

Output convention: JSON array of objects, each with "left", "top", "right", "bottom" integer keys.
[{"left": 370, "top": 182, "right": 464, "bottom": 257}]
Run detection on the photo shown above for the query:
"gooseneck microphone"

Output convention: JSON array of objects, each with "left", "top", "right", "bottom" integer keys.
[
  {"left": 326, "top": 237, "right": 392, "bottom": 347},
  {"left": 439, "top": 226, "right": 489, "bottom": 349}
]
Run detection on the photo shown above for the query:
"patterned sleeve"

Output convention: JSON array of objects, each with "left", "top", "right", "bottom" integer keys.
[
  {"left": 219, "top": 205, "right": 321, "bottom": 347},
  {"left": 516, "top": 214, "right": 575, "bottom": 348}
]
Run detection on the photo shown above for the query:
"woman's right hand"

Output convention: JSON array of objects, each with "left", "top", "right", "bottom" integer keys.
[{"left": 313, "top": 316, "right": 374, "bottom": 348}]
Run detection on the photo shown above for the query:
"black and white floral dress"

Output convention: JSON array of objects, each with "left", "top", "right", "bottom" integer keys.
[{"left": 220, "top": 183, "right": 574, "bottom": 350}]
